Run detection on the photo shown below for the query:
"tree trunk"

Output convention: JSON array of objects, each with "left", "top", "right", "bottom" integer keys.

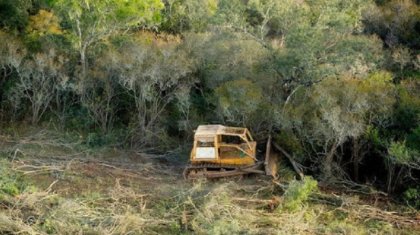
[
  {"left": 352, "top": 138, "right": 360, "bottom": 182},
  {"left": 80, "top": 47, "right": 87, "bottom": 80},
  {"left": 324, "top": 141, "right": 338, "bottom": 180},
  {"left": 386, "top": 161, "right": 395, "bottom": 193},
  {"left": 76, "top": 19, "right": 88, "bottom": 80}
]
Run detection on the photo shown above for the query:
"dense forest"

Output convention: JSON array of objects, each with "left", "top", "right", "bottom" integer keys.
[{"left": 0, "top": 0, "right": 419, "bottom": 233}]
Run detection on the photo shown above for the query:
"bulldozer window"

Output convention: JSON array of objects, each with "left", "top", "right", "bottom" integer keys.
[
  {"left": 221, "top": 135, "right": 243, "bottom": 144},
  {"left": 197, "top": 137, "right": 215, "bottom": 147},
  {"left": 219, "top": 135, "right": 246, "bottom": 158}
]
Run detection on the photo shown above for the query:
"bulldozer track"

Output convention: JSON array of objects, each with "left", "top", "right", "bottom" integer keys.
[{"left": 183, "top": 162, "right": 265, "bottom": 180}]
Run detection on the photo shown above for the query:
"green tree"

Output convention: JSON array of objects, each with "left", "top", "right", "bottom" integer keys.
[
  {"left": 11, "top": 48, "right": 68, "bottom": 124},
  {"left": 212, "top": 0, "right": 383, "bottom": 81},
  {"left": 284, "top": 72, "right": 396, "bottom": 180},
  {"left": 0, "top": 30, "right": 27, "bottom": 120},
  {"left": 162, "top": 0, "right": 218, "bottom": 33},
  {"left": 363, "top": 0, "right": 420, "bottom": 49},
  {"left": 216, "top": 79, "right": 263, "bottom": 126},
  {"left": 108, "top": 32, "right": 195, "bottom": 147},
  {"left": 381, "top": 79, "right": 420, "bottom": 192},
  {"left": 0, "top": 0, "right": 32, "bottom": 30},
  {"left": 181, "top": 0, "right": 384, "bottom": 136},
  {"left": 51, "top": 0, "right": 164, "bottom": 80},
  {"left": 181, "top": 31, "right": 275, "bottom": 135}
]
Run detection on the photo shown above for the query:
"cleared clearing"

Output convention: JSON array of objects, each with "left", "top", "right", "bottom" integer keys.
[{"left": 0, "top": 129, "right": 419, "bottom": 234}]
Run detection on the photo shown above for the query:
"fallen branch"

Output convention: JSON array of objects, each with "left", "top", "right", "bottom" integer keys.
[
  {"left": 233, "top": 196, "right": 282, "bottom": 211},
  {"left": 330, "top": 179, "right": 388, "bottom": 196},
  {"left": 46, "top": 180, "right": 59, "bottom": 193},
  {"left": 13, "top": 163, "right": 65, "bottom": 175},
  {"left": 11, "top": 148, "right": 24, "bottom": 162},
  {"left": 309, "top": 193, "right": 344, "bottom": 207},
  {"left": 351, "top": 205, "right": 420, "bottom": 227},
  {"left": 309, "top": 192, "right": 420, "bottom": 227},
  {"left": 233, "top": 197, "right": 281, "bottom": 204},
  {"left": 272, "top": 180, "right": 287, "bottom": 190}
]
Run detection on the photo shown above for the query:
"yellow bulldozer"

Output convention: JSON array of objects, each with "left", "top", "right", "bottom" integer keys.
[{"left": 183, "top": 125, "right": 279, "bottom": 179}]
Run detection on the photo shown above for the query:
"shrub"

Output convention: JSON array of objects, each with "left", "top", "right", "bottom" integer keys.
[
  {"left": 403, "top": 187, "right": 420, "bottom": 209},
  {"left": 281, "top": 176, "right": 318, "bottom": 212},
  {"left": 84, "top": 129, "right": 127, "bottom": 148},
  {"left": 0, "top": 160, "right": 24, "bottom": 197},
  {"left": 1, "top": 182, "right": 19, "bottom": 196}
]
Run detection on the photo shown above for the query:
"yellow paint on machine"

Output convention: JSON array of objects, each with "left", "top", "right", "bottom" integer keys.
[{"left": 190, "top": 125, "right": 257, "bottom": 166}]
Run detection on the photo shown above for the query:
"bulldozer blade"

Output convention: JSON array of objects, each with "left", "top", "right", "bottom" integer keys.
[{"left": 264, "top": 135, "right": 279, "bottom": 178}]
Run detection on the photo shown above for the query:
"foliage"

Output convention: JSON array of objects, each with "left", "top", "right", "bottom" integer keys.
[
  {"left": 51, "top": 0, "right": 164, "bottom": 28},
  {"left": 283, "top": 72, "right": 396, "bottom": 178},
  {"left": 281, "top": 176, "right": 318, "bottom": 212},
  {"left": 82, "top": 129, "right": 127, "bottom": 148},
  {"left": 0, "top": 30, "right": 26, "bottom": 68},
  {"left": 0, "top": 0, "right": 32, "bottom": 30},
  {"left": 403, "top": 187, "right": 420, "bottom": 209},
  {"left": 50, "top": 0, "right": 164, "bottom": 81},
  {"left": 27, "top": 9, "right": 62, "bottom": 36},
  {"left": 111, "top": 32, "right": 195, "bottom": 147},
  {"left": 162, "top": 0, "right": 218, "bottom": 32},
  {"left": 11, "top": 48, "right": 68, "bottom": 124},
  {"left": 388, "top": 141, "right": 420, "bottom": 168},
  {"left": 216, "top": 79, "right": 263, "bottom": 124},
  {"left": 0, "top": 160, "right": 24, "bottom": 197},
  {"left": 243, "top": 0, "right": 383, "bottom": 83},
  {"left": 363, "top": 0, "right": 420, "bottom": 49}
]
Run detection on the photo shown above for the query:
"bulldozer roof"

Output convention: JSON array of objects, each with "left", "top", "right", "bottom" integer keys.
[{"left": 195, "top": 125, "right": 248, "bottom": 137}]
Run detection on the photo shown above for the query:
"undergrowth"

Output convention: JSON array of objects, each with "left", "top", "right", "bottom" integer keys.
[
  {"left": 0, "top": 159, "right": 26, "bottom": 198},
  {"left": 281, "top": 176, "right": 318, "bottom": 212},
  {"left": 0, "top": 166, "right": 416, "bottom": 234}
]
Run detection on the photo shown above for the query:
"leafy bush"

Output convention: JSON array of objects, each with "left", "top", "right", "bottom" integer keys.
[
  {"left": 85, "top": 132, "right": 106, "bottom": 148},
  {"left": 407, "top": 126, "right": 420, "bottom": 151},
  {"left": 388, "top": 141, "right": 412, "bottom": 164},
  {"left": 388, "top": 141, "right": 419, "bottom": 167},
  {"left": 83, "top": 129, "right": 127, "bottom": 148},
  {"left": 403, "top": 187, "right": 420, "bottom": 209},
  {"left": 0, "top": 160, "right": 24, "bottom": 197},
  {"left": 281, "top": 177, "right": 318, "bottom": 212},
  {"left": 1, "top": 182, "right": 19, "bottom": 196}
]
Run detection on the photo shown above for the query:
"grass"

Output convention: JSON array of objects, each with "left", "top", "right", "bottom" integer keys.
[{"left": 0, "top": 128, "right": 419, "bottom": 234}]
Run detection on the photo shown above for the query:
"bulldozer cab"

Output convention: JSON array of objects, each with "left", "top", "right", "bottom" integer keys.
[
  {"left": 184, "top": 124, "right": 278, "bottom": 179},
  {"left": 191, "top": 125, "right": 256, "bottom": 165}
]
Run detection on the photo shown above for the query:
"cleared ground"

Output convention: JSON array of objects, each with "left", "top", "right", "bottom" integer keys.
[{"left": 0, "top": 129, "right": 419, "bottom": 234}]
